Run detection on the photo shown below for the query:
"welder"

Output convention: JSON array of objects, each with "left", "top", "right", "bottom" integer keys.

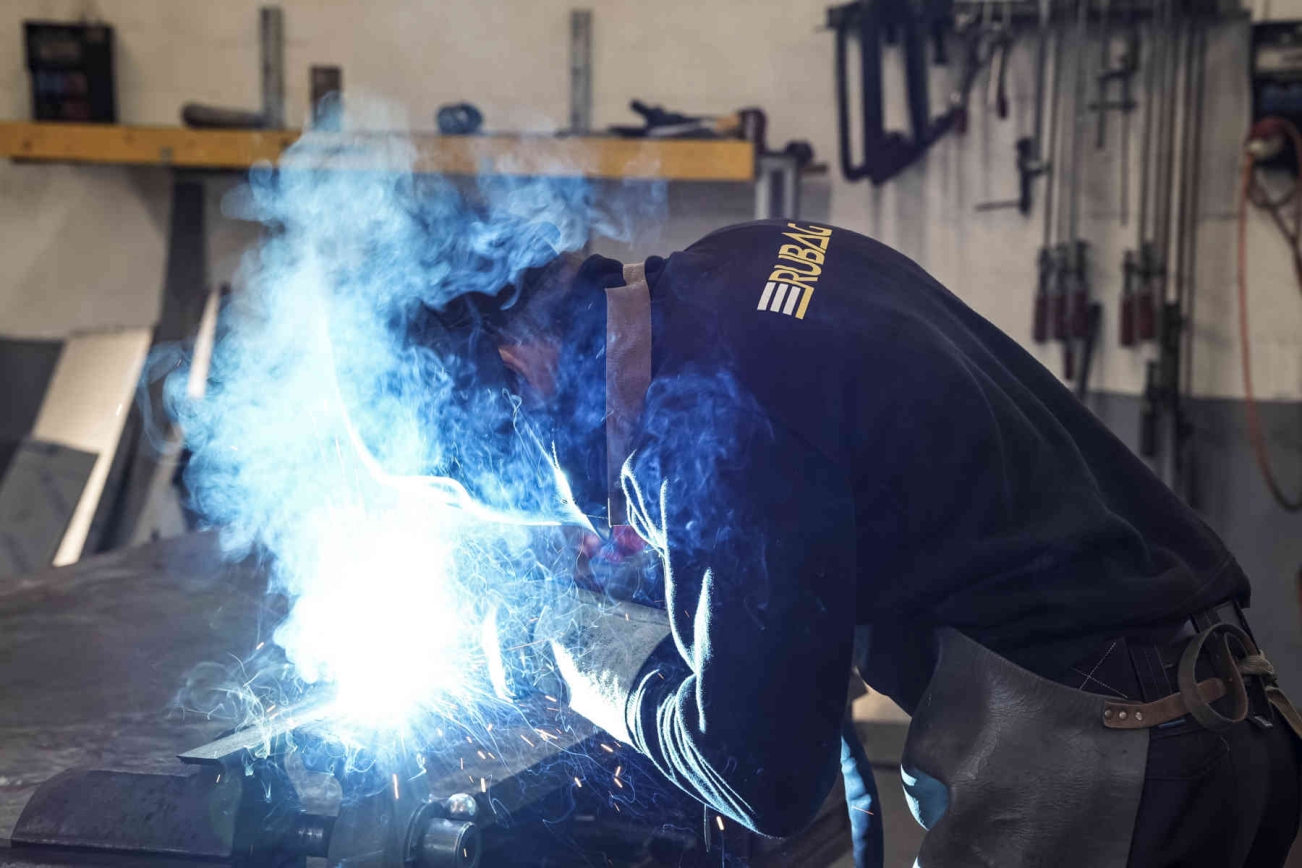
[{"left": 448, "top": 220, "right": 1301, "bottom": 867}]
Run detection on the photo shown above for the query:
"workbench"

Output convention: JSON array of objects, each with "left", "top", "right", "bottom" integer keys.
[
  {"left": 0, "top": 533, "right": 269, "bottom": 840},
  {"left": 0, "top": 535, "right": 852, "bottom": 867}
]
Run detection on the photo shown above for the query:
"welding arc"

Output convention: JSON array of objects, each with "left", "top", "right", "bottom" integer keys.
[{"left": 1237, "top": 117, "right": 1302, "bottom": 512}]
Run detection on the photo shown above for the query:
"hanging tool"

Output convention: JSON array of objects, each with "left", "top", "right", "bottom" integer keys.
[
  {"left": 976, "top": 1, "right": 1048, "bottom": 215},
  {"left": 1094, "top": 0, "right": 1141, "bottom": 229},
  {"left": 987, "top": 0, "right": 1015, "bottom": 120},
  {"left": 1076, "top": 302, "right": 1105, "bottom": 398},
  {"left": 1139, "top": 0, "right": 1183, "bottom": 459},
  {"left": 977, "top": 137, "right": 1041, "bottom": 214},
  {"left": 1033, "top": 0, "right": 1062, "bottom": 344},
  {"left": 1125, "top": 0, "right": 1160, "bottom": 348},
  {"left": 1093, "top": 0, "right": 1113, "bottom": 148},
  {"left": 828, "top": 0, "right": 961, "bottom": 184},
  {"left": 1059, "top": 0, "right": 1091, "bottom": 381}
]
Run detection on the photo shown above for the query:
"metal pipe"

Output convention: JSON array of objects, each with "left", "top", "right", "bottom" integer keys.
[
  {"left": 1096, "top": 0, "right": 1113, "bottom": 148},
  {"left": 569, "top": 10, "right": 593, "bottom": 134},
  {"left": 1152, "top": 0, "right": 1182, "bottom": 290},
  {"left": 1032, "top": 0, "right": 1052, "bottom": 160},
  {"left": 1173, "top": 8, "right": 1198, "bottom": 313},
  {"left": 259, "top": 6, "right": 284, "bottom": 129},
  {"left": 1176, "top": 18, "right": 1208, "bottom": 500},
  {"left": 1119, "top": 0, "right": 1137, "bottom": 225},
  {"left": 1066, "top": 0, "right": 1090, "bottom": 245},
  {"left": 1181, "top": 19, "right": 1207, "bottom": 396},
  {"left": 1042, "top": 2, "right": 1065, "bottom": 249},
  {"left": 1134, "top": 1, "right": 1160, "bottom": 251}
]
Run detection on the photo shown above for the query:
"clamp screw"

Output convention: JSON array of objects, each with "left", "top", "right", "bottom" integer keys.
[
  {"left": 1118, "top": 711, "right": 1128, "bottom": 720},
  {"left": 1103, "top": 709, "right": 1113, "bottom": 719},
  {"left": 1135, "top": 711, "right": 1143, "bottom": 722}
]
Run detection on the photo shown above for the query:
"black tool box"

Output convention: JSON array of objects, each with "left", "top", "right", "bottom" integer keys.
[{"left": 24, "top": 21, "right": 117, "bottom": 123}]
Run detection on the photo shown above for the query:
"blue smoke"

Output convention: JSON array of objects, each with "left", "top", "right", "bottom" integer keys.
[{"left": 165, "top": 116, "right": 665, "bottom": 734}]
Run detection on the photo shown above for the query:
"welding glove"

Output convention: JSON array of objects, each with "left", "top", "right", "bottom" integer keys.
[
  {"left": 532, "top": 587, "right": 671, "bottom": 744},
  {"left": 480, "top": 576, "right": 670, "bottom": 745}
]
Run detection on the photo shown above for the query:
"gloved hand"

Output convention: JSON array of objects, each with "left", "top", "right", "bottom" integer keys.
[
  {"left": 533, "top": 585, "right": 671, "bottom": 744},
  {"left": 480, "top": 548, "right": 671, "bottom": 745}
]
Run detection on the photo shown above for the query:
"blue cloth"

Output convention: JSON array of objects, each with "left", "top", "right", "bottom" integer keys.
[{"left": 841, "top": 718, "right": 884, "bottom": 868}]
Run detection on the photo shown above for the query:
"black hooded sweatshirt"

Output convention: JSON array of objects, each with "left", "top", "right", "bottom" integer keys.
[{"left": 578, "top": 220, "right": 1247, "bottom": 838}]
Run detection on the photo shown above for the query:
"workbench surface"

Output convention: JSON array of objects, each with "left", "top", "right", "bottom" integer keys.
[{"left": 0, "top": 534, "right": 271, "bottom": 838}]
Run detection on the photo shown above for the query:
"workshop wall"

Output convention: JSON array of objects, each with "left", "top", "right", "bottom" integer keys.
[
  {"left": 2, "top": 0, "right": 1300, "bottom": 402},
  {"left": 1, "top": 0, "right": 1300, "bottom": 693}
]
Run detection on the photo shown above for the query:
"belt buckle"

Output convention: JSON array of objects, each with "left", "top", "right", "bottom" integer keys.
[{"left": 1199, "top": 604, "right": 1276, "bottom": 730}]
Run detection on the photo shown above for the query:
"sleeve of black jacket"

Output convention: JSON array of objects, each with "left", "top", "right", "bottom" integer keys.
[{"left": 620, "top": 371, "right": 858, "bottom": 839}]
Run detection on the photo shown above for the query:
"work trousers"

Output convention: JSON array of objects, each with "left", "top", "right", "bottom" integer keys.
[
  {"left": 1123, "top": 693, "right": 1301, "bottom": 866},
  {"left": 1070, "top": 634, "right": 1302, "bottom": 867}
]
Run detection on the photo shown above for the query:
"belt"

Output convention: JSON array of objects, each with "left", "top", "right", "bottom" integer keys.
[{"left": 1100, "top": 602, "right": 1302, "bottom": 738}]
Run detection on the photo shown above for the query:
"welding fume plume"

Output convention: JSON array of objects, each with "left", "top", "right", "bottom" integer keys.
[{"left": 165, "top": 105, "right": 664, "bottom": 748}]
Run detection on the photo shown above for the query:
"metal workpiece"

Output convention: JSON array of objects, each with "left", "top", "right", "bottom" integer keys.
[{"left": 176, "top": 690, "right": 339, "bottom": 769}]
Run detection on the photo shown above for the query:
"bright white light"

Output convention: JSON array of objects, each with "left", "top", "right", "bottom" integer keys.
[{"left": 272, "top": 490, "right": 475, "bottom": 728}]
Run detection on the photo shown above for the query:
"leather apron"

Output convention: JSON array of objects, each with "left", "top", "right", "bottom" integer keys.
[{"left": 893, "top": 628, "right": 1149, "bottom": 868}]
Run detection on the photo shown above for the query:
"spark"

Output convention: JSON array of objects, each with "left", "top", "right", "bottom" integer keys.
[
  {"left": 613, "top": 777, "right": 623, "bottom": 789},
  {"left": 600, "top": 743, "right": 614, "bottom": 753},
  {"left": 460, "top": 758, "right": 464, "bottom": 770},
  {"left": 486, "top": 723, "right": 493, "bottom": 732},
  {"left": 466, "top": 736, "right": 473, "bottom": 744},
  {"left": 625, "top": 612, "right": 630, "bottom": 621},
  {"left": 543, "top": 695, "right": 558, "bottom": 703},
  {"left": 614, "top": 765, "right": 622, "bottom": 777},
  {"left": 520, "top": 734, "right": 535, "bottom": 747},
  {"left": 391, "top": 773, "right": 400, "bottom": 800},
  {"left": 215, "top": 774, "right": 222, "bottom": 784},
  {"left": 573, "top": 777, "right": 582, "bottom": 788},
  {"left": 614, "top": 803, "right": 621, "bottom": 813},
  {"left": 480, "top": 777, "right": 487, "bottom": 793},
  {"left": 255, "top": 642, "right": 265, "bottom": 651},
  {"left": 852, "top": 806, "right": 875, "bottom": 816},
  {"left": 477, "top": 750, "right": 486, "bottom": 760},
  {"left": 715, "top": 816, "right": 725, "bottom": 831}
]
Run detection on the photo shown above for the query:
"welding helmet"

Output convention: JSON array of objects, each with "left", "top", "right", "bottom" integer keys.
[{"left": 405, "top": 251, "right": 617, "bottom": 528}]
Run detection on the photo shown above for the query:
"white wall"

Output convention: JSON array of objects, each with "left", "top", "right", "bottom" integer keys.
[{"left": 2, "top": 0, "right": 1300, "bottom": 401}]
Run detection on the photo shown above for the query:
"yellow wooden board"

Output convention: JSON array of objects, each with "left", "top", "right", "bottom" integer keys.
[{"left": 0, "top": 122, "right": 754, "bottom": 181}]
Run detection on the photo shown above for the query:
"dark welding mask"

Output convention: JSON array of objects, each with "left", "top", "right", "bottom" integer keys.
[{"left": 400, "top": 253, "right": 617, "bottom": 530}]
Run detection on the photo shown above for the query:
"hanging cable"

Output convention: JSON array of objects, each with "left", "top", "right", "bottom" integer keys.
[{"left": 1237, "top": 116, "right": 1302, "bottom": 512}]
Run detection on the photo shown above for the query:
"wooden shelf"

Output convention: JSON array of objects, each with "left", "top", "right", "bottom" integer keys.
[{"left": 0, "top": 122, "right": 755, "bottom": 181}]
